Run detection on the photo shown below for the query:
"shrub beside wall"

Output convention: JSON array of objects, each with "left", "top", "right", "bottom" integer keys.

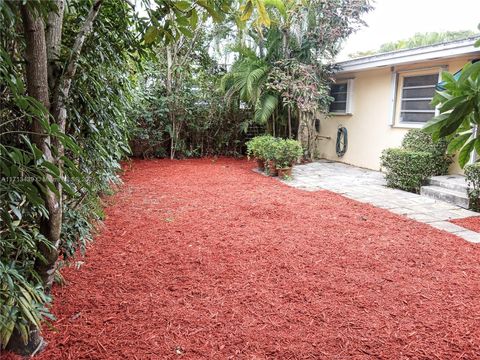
[
  {"left": 465, "top": 163, "right": 480, "bottom": 211},
  {"left": 381, "top": 149, "right": 434, "bottom": 193},
  {"left": 380, "top": 129, "right": 451, "bottom": 193}
]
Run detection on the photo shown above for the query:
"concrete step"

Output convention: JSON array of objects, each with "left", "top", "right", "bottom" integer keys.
[
  {"left": 427, "top": 175, "right": 468, "bottom": 194},
  {"left": 420, "top": 185, "right": 469, "bottom": 209}
]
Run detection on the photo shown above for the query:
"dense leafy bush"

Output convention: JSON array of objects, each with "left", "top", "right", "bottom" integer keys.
[
  {"left": 401, "top": 129, "right": 451, "bottom": 175},
  {"left": 246, "top": 135, "right": 277, "bottom": 160},
  {"left": 274, "top": 139, "right": 303, "bottom": 168},
  {"left": 465, "top": 163, "right": 480, "bottom": 211},
  {"left": 381, "top": 149, "right": 434, "bottom": 193},
  {"left": 381, "top": 129, "right": 451, "bottom": 193},
  {"left": 0, "top": 0, "right": 140, "bottom": 349}
]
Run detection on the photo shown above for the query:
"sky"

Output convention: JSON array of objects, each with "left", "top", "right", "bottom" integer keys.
[{"left": 338, "top": 0, "right": 480, "bottom": 60}]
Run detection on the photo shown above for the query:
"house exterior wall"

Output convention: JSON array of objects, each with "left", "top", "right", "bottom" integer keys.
[{"left": 315, "top": 55, "right": 478, "bottom": 174}]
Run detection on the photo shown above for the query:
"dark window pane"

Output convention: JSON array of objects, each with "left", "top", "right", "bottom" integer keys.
[
  {"left": 401, "top": 100, "right": 434, "bottom": 111},
  {"left": 330, "top": 102, "right": 347, "bottom": 112},
  {"left": 332, "top": 93, "right": 347, "bottom": 102},
  {"left": 331, "top": 83, "right": 347, "bottom": 93},
  {"left": 402, "top": 87, "right": 436, "bottom": 98},
  {"left": 400, "top": 111, "right": 435, "bottom": 123},
  {"left": 403, "top": 74, "right": 438, "bottom": 87}
]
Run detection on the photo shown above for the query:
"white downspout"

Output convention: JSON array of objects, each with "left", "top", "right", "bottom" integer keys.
[{"left": 471, "top": 125, "right": 478, "bottom": 164}]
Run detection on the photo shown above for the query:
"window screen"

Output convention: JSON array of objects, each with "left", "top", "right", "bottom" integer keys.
[
  {"left": 399, "top": 73, "right": 438, "bottom": 123},
  {"left": 329, "top": 83, "right": 348, "bottom": 113}
]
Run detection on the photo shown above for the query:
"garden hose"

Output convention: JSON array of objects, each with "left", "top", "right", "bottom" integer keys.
[{"left": 336, "top": 126, "right": 348, "bottom": 157}]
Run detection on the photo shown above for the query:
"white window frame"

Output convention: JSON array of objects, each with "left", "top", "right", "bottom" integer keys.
[
  {"left": 329, "top": 79, "right": 354, "bottom": 116},
  {"left": 392, "top": 68, "right": 442, "bottom": 128}
]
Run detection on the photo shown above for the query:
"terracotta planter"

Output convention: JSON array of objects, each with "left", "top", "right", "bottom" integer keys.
[
  {"left": 277, "top": 167, "right": 292, "bottom": 179},
  {"left": 256, "top": 158, "right": 265, "bottom": 171},
  {"left": 267, "top": 160, "right": 278, "bottom": 176}
]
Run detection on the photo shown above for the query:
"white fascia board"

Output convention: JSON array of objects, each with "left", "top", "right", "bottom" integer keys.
[{"left": 336, "top": 40, "right": 480, "bottom": 74}]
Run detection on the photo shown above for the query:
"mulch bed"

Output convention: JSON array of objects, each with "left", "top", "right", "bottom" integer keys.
[
  {"left": 5, "top": 158, "right": 480, "bottom": 359},
  {"left": 451, "top": 216, "right": 480, "bottom": 233}
]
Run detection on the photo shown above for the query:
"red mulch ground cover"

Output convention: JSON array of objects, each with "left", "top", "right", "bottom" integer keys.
[
  {"left": 451, "top": 216, "right": 480, "bottom": 233},
  {"left": 4, "top": 158, "right": 480, "bottom": 359}
]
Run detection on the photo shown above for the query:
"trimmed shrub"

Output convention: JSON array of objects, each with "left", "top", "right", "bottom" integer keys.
[
  {"left": 381, "top": 148, "right": 435, "bottom": 193},
  {"left": 380, "top": 129, "right": 452, "bottom": 193},
  {"left": 401, "top": 129, "right": 451, "bottom": 175},
  {"left": 465, "top": 162, "right": 480, "bottom": 212},
  {"left": 274, "top": 139, "right": 303, "bottom": 169}
]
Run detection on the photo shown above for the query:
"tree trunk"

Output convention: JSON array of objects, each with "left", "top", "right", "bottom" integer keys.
[
  {"left": 9, "top": 6, "right": 57, "bottom": 355},
  {"left": 166, "top": 44, "right": 175, "bottom": 159},
  {"left": 9, "top": 1, "right": 103, "bottom": 354},
  {"left": 20, "top": 4, "right": 62, "bottom": 289},
  {"left": 287, "top": 106, "right": 292, "bottom": 139},
  {"left": 46, "top": 0, "right": 64, "bottom": 91}
]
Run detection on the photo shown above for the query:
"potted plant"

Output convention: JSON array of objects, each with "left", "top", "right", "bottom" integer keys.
[
  {"left": 246, "top": 135, "right": 275, "bottom": 171},
  {"left": 274, "top": 139, "right": 303, "bottom": 179},
  {"left": 263, "top": 137, "right": 281, "bottom": 176}
]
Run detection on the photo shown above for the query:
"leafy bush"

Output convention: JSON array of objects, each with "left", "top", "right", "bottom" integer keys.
[
  {"left": 401, "top": 129, "right": 451, "bottom": 175},
  {"left": 380, "top": 129, "right": 451, "bottom": 193},
  {"left": 381, "top": 148, "right": 434, "bottom": 193},
  {"left": 274, "top": 139, "right": 303, "bottom": 168},
  {"left": 465, "top": 163, "right": 480, "bottom": 211},
  {"left": 246, "top": 135, "right": 276, "bottom": 160}
]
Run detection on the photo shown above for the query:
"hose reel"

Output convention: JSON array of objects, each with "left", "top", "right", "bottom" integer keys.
[{"left": 336, "top": 126, "right": 348, "bottom": 157}]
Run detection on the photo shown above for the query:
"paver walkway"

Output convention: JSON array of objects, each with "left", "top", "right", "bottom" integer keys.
[{"left": 282, "top": 160, "right": 480, "bottom": 243}]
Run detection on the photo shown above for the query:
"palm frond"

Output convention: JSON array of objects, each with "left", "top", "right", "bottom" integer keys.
[{"left": 254, "top": 93, "right": 279, "bottom": 123}]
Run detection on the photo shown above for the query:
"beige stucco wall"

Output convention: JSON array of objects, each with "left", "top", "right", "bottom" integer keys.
[{"left": 316, "top": 55, "right": 478, "bottom": 174}]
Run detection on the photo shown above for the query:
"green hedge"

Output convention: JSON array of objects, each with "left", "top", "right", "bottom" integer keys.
[
  {"left": 381, "top": 149, "right": 434, "bottom": 193},
  {"left": 401, "top": 129, "right": 451, "bottom": 175},
  {"left": 465, "top": 162, "right": 480, "bottom": 212},
  {"left": 380, "top": 129, "right": 451, "bottom": 193}
]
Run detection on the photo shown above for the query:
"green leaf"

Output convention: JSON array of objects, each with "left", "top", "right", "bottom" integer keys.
[
  {"left": 240, "top": 1, "right": 253, "bottom": 21},
  {"left": 459, "top": 138, "right": 476, "bottom": 168},
  {"left": 144, "top": 26, "right": 159, "bottom": 44},
  {"left": 41, "top": 161, "right": 60, "bottom": 177},
  {"left": 255, "top": 0, "right": 271, "bottom": 27},
  {"left": 175, "top": 15, "right": 190, "bottom": 27},
  {"left": 178, "top": 26, "right": 193, "bottom": 38},
  {"left": 189, "top": 9, "right": 198, "bottom": 28},
  {"left": 447, "top": 133, "right": 471, "bottom": 154},
  {"left": 439, "top": 95, "right": 468, "bottom": 113},
  {"left": 174, "top": 1, "right": 192, "bottom": 11}
]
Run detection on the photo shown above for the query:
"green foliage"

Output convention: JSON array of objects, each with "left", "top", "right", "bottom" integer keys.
[
  {"left": 246, "top": 134, "right": 276, "bottom": 160},
  {"left": 130, "top": 36, "right": 249, "bottom": 159},
  {"left": 401, "top": 129, "right": 451, "bottom": 175},
  {"left": 0, "top": 137, "right": 59, "bottom": 346},
  {"left": 0, "top": 0, "right": 142, "bottom": 348},
  {"left": 381, "top": 129, "right": 451, "bottom": 193},
  {"left": 380, "top": 149, "right": 434, "bottom": 193},
  {"left": 424, "top": 59, "right": 480, "bottom": 168},
  {"left": 380, "top": 31, "right": 477, "bottom": 53},
  {"left": 274, "top": 139, "right": 303, "bottom": 168},
  {"left": 222, "top": 0, "right": 372, "bottom": 140},
  {"left": 465, "top": 163, "right": 480, "bottom": 211},
  {"left": 349, "top": 31, "right": 478, "bottom": 58},
  {"left": 0, "top": 263, "right": 54, "bottom": 347},
  {"left": 246, "top": 135, "right": 302, "bottom": 168},
  {"left": 144, "top": 0, "right": 231, "bottom": 45}
]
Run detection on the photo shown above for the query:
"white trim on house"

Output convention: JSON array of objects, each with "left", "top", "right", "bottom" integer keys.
[{"left": 336, "top": 37, "right": 480, "bottom": 73}]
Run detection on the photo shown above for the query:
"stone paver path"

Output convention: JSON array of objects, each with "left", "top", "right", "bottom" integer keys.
[{"left": 282, "top": 160, "right": 480, "bottom": 243}]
